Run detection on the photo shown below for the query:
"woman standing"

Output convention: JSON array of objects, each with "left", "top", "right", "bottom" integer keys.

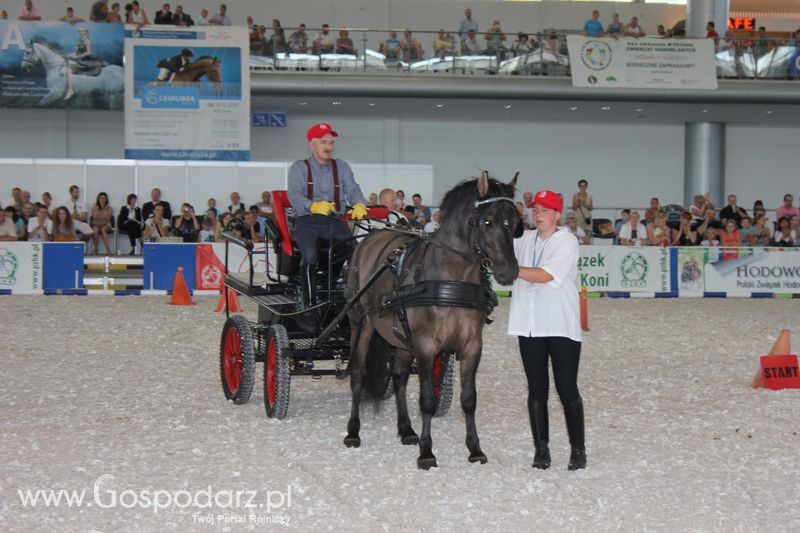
[
  {"left": 91, "top": 192, "right": 114, "bottom": 254},
  {"left": 509, "top": 190, "right": 585, "bottom": 471},
  {"left": 571, "top": 179, "right": 593, "bottom": 235},
  {"left": 118, "top": 194, "right": 143, "bottom": 254}
]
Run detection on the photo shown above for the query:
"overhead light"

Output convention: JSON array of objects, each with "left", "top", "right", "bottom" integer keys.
[
  {"left": 635, "top": 107, "right": 644, "bottom": 112},
  {"left": 435, "top": 104, "right": 444, "bottom": 108},
  {"left": 601, "top": 106, "right": 611, "bottom": 111},
  {"left": 569, "top": 106, "right": 578, "bottom": 111},
  {"left": 765, "top": 110, "right": 773, "bottom": 115},
  {"left": 298, "top": 101, "right": 307, "bottom": 106},
  {"left": 504, "top": 104, "right": 512, "bottom": 109},
  {"left": 332, "top": 101, "right": 342, "bottom": 106},
  {"left": 701, "top": 109, "right": 709, "bottom": 113},
  {"left": 367, "top": 103, "right": 376, "bottom": 107}
]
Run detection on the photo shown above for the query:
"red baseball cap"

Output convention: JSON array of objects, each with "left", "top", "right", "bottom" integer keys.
[
  {"left": 306, "top": 123, "right": 338, "bottom": 141},
  {"left": 529, "top": 189, "right": 563, "bottom": 213}
]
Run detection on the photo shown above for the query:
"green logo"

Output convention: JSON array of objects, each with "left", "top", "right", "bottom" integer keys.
[
  {"left": 620, "top": 252, "right": 648, "bottom": 288},
  {"left": 587, "top": 75, "right": 598, "bottom": 84},
  {"left": 606, "top": 75, "right": 617, "bottom": 82},
  {"left": 0, "top": 248, "right": 18, "bottom": 286}
]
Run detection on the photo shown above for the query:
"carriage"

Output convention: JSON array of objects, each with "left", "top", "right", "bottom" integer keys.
[{"left": 218, "top": 190, "right": 456, "bottom": 420}]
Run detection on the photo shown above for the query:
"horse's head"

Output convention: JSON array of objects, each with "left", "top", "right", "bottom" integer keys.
[
  {"left": 471, "top": 171, "right": 521, "bottom": 285},
  {"left": 21, "top": 40, "right": 38, "bottom": 72},
  {"left": 206, "top": 57, "right": 222, "bottom": 91}
]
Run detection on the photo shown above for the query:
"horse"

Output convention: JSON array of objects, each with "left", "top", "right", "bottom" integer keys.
[
  {"left": 167, "top": 56, "right": 222, "bottom": 92},
  {"left": 20, "top": 40, "right": 123, "bottom": 109},
  {"left": 343, "top": 171, "right": 521, "bottom": 469}
]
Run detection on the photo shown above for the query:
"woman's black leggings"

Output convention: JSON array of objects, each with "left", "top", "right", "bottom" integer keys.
[
  {"left": 120, "top": 220, "right": 142, "bottom": 246},
  {"left": 518, "top": 336, "right": 581, "bottom": 405}
]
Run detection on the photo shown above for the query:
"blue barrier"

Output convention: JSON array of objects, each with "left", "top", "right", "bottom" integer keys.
[
  {"left": 43, "top": 243, "right": 84, "bottom": 289},
  {"left": 142, "top": 243, "right": 197, "bottom": 290}
]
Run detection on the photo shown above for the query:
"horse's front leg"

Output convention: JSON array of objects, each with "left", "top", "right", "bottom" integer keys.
[
  {"left": 461, "top": 339, "right": 487, "bottom": 464},
  {"left": 344, "top": 325, "right": 373, "bottom": 448},
  {"left": 39, "top": 71, "right": 67, "bottom": 106},
  {"left": 416, "top": 350, "right": 438, "bottom": 469},
  {"left": 393, "top": 348, "right": 417, "bottom": 445}
]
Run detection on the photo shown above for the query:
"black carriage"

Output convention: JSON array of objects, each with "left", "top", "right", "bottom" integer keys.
[{"left": 218, "top": 191, "right": 455, "bottom": 419}]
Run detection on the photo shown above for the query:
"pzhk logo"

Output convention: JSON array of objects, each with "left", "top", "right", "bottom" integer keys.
[
  {"left": 0, "top": 248, "right": 19, "bottom": 286},
  {"left": 620, "top": 252, "right": 648, "bottom": 288},
  {"left": 201, "top": 264, "right": 222, "bottom": 289},
  {"left": 580, "top": 41, "right": 612, "bottom": 71}
]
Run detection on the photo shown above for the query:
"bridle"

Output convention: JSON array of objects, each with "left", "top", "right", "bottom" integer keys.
[{"left": 468, "top": 196, "right": 517, "bottom": 271}]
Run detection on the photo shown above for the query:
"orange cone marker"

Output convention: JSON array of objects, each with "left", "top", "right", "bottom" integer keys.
[
  {"left": 580, "top": 285, "right": 589, "bottom": 332},
  {"left": 169, "top": 267, "right": 195, "bottom": 306},
  {"left": 215, "top": 289, "right": 242, "bottom": 312},
  {"left": 752, "top": 329, "right": 791, "bottom": 388}
]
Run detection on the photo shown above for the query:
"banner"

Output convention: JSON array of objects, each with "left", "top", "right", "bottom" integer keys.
[
  {"left": 679, "top": 247, "right": 800, "bottom": 294},
  {"left": 578, "top": 245, "right": 671, "bottom": 293},
  {"left": 567, "top": 35, "right": 718, "bottom": 89},
  {"left": 0, "top": 21, "right": 123, "bottom": 109},
  {"left": 0, "top": 242, "right": 43, "bottom": 292},
  {"left": 124, "top": 26, "right": 250, "bottom": 161}
]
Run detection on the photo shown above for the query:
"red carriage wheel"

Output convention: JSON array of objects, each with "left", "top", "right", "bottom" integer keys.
[
  {"left": 219, "top": 315, "right": 256, "bottom": 404},
  {"left": 264, "top": 324, "right": 291, "bottom": 419}
]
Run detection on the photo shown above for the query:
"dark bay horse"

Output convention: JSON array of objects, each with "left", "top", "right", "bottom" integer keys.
[{"left": 344, "top": 172, "right": 521, "bottom": 469}]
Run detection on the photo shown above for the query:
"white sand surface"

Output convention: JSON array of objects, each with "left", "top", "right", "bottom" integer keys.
[{"left": 1, "top": 296, "right": 799, "bottom": 532}]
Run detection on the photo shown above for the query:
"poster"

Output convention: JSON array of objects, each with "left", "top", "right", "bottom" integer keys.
[
  {"left": 681, "top": 247, "right": 800, "bottom": 294},
  {"left": 567, "top": 35, "right": 718, "bottom": 89},
  {"left": 578, "top": 245, "right": 671, "bottom": 293},
  {"left": 124, "top": 26, "right": 250, "bottom": 161},
  {"left": 0, "top": 242, "right": 43, "bottom": 292},
  {"left": 0, "top": 21, "right": 124, "bottom": 109}
]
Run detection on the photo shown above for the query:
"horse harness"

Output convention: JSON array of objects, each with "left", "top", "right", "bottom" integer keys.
[{"left": 304, "top": 159, "right": 340, "bottom": 210}]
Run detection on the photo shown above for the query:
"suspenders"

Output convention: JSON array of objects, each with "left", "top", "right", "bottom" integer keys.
[{"left": 304, "top": 159, "right": 340, "bottom": 211}]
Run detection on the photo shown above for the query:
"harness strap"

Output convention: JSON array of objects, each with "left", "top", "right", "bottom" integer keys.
[{"left": 304, "top": 159, "right": 341, "bottom": 211}]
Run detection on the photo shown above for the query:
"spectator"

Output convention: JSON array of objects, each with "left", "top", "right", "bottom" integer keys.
[
  {"left": 773, "top": 217, "right": 796, "bottom": 246},
  {"left": 20, "top": 190, "right": 31, "bottom": 207},
  {"left": 256, "top": 191, "right": 273, "bottom": 218},
  {"left": 648, "top": 212, "right": 673, "bottom": 246},
  {"left": 118, "top": 193, "right": 143, "bottom": 255},
  {"left": 615, "top": 208, "right": 630, "bottom": 240},
  {"left": 521, "top": 191, "right": 534, "bottom": 229},
  {"left": 673, "top": 212, "right": 698, "bottom": 246},
  {"left": 669, "top": 19, "right": 686, "bottom": 37},
  {"left": 776, "top": 193, "right": 799, "bottom": 221},
  {"left": 458, "top": 8, "right": 479, "bottom": 43},
  {"left": 6, "top": 207, "right": 26, "bottom": 239},
  {"left": 218, "top": 212, "right": 236, "bottom": 239},
  {"left": 65, "top": 185, "right": 89, "bottom": 229},
  {"left": 288, "top": 24, "right": 309, "bottom": 53},
  {"left": 700, "top": 227, "right": 719, "bottom": 247},
  {"left": 751, "top": 214, "right": 772, "bottom": 246},
  {"left": 195, "top": 8, "right": 209, "bottom": 25},
  {"left": 719, "top": 194, "right": 747, "bottom": 228},
  {"left": 203, "top": 198, "right": 217, "bottom": 217},
  {"left": 485, "top": 20, "right": 507, "bottom": 57},
  {"left": 689, "top": 193, "right": 715, "bottom": 224},
  {"left": 249, "top": 25, "right": 267, "bottom": 55},
  {"left": 378, "top": 188, "right": 407, "bottom": 225},
  {"left": 205, "top": 208, "right": 221, "bottom": 239},
  {"left": 129, "top": 1, "right": 149, "bottom": 25},
  {"left": 607, "top": 14, "right": 624, "bottom": 35},
  {"left": 706, "top": 21, "right": 719, "bottom": 40},
  {"left": 719, "top": 219, "right": 741, "bottom": 248},
  {"left": 108, "top": 3, "right": 122, "bottom": 23},
  {"left": 792, "top": 214, "right": 800, "bottom": 237},
  {"left": 154, "top": 3, "right": 172, "bottom": 24},
  {"left": 411, "top": 193, "right": 431, "bottom": 226},
  {"left": 123, "top": 3, "right": 133, "bottom": 23},
  {"left": 618, "top": 210, "right": 647, "bottom": 246},
  {"left": 565, "top": 211, "right": 590, "bottom": 244},
  {"left": 571, "top": 179, "right": 593, "bottom": 234},
  {"left": 0, "top": 208, "right": 17, "bottom": 241},
  {"left": 403, "top": 205, "right": 417, "bottom": 227},
  {"left": 143, "top": 204, "right": 170, "bottom": 241},
  {"left": 240, "top": 210, "right": 261, "bottom": 241},
  {"left": 89, "top": 0, "right": 109, "bottom": 22},
  {"left": 40, "top": 192, "right": 53, "bottom": 213},
  {"left": 657, "top": 25, "right": 667, "bottom": 37},
  {"left": 625, "top": 17, "right": 645, "bottom": 37},
  {"left": 0, "top": 10, "right": 8, "bottom": 19},
  {"left": 396, "top": 190, "right": 406, "bottom": 209},
  {"left": 424, "top": 210, "right": 441, "bottom": 233},
  {"left": 60, "top": 7, "right": 85, "bottom": 24},
  {"left": 245, "top": 15, "right": 254, "bottom": 29},
  {"left": 270, "top": 19, "right": 288, "bottom": 54},
  {"left": 401, "top": 30, "right": 422, "bottom": 61},
  {"left": 228, "top": 192, "right": 245, "bottom": 214},
  {"left": 432, "top": 29, "right": 455, "bottom": 59},
  {"left": 463, "top": 29, "right": 481, "bottom": 55},
  {"left": 644, "top": 197, "right": 660, "bottom": 225},
  {"left": 756, "top": 26, "right": 769, "bottom": 57},
  {"left": 91, "top": 192, "right": 114, "bottom": 254},
  {"left": 199, "top": 216, "right": 216, "bottom": 242},
  {"left": 27, "top": 205, "right": 52, "bottom": 242},
  {"left": 142, "top": 188, "right": 172, "bottom": 221},
  {"left": 513, "top": 33, "right": 534, "bottom": 56},
  {"left": 173, "top": 5, "right": 193, "bottom": 26},
  {"left": 20, "top": 203, "right": 35, "bottom": 225},
  {"left": 173, "top": 203, "right": 199, "bottom": 242},
  {"left": 752, "top": 199, "right": 766, "bottom": 221},
  {"left": 582, "top": 11, "right": 604, "bottom": 38},
  {"left": 52, "top": 206, "right": 78, "bottom": 242},
  {"left": 738, "top": 216, "right": 756, "bottom": 245},
  {"left": 11, "top": 187, "right": 23, "bottom": 211},
  {"left": 367, "top": 192, "right": 378, "bottom": 207},
  {"left": 208, "top": 4, "right": 230, "bottom": 26},
  {"left": 381, "top": 31, "right": 402, "bottom": 60},
  {"left": 336, "top": 29, "right": 356, "bottom": 55},
  {"left": 314, "top": 24, "right": 335, "bottom": 54},
  {"left": 18, "top": 0, "right": 42, "bottom": 21}
]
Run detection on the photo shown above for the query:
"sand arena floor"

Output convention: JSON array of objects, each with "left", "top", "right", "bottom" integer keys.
[{"left": 1, "top": 295, "right": 799, "bottom": 532}]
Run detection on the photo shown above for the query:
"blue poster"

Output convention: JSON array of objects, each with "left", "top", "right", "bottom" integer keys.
[{"left": 0, "top": 21, "right": 124, "bottom": 109}]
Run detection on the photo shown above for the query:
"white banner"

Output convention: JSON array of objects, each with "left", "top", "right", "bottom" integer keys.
[
  {"left": 567, "top": 35, "right": 718, "bottom": 90},
  {"left": 124, "top": 26, "right": 250, "bottom": 161},
  {"left": 578, "top": 245, "right": 671, "bottom": 292},
  {"left": 679, "top": 247, "right": 800, "bottom": 294},
  {"left": 0, "top": 242, "right": 43, "bottom": 292}
]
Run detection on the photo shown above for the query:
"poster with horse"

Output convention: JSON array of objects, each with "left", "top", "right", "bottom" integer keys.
[
  {"left": 0, "top": 21, "right": 124, "bottom": 110},
  {"left": 124, "top": 26, "right": 250, "bottom": 161}
]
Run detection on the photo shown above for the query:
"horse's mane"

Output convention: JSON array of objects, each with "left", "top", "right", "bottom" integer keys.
[
  {"left": 31, "top": 37, "right": 67, "bottom": 55},
  {"left": 438, "top": 176, "right": 515, "bottom": 221}
]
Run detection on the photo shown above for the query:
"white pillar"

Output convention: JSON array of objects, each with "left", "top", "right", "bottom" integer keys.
[
  {"left": 684, "top": 122, "right": 725, "bottom": 207},
  {"left": 686, "top": 0, "right": 730, "bottom": 38}
]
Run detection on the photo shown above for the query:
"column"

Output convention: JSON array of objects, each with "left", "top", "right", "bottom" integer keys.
[
  {"left": 684, "top": 122, "right": 725, "bottom": 207},
  {"left": 686, "top": 0, "right": 730, "bottom": 38}
]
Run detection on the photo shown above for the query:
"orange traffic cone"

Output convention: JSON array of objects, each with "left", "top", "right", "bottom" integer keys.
[
  {"left": 752, "top": 329, "right": 791, "bottom": 388},
  {"left": 580, "top": 285, "right": 589, "bottom": 332},
  {"left": 169, "top": 267, "right": 195, "bottom": 306},
  {"left": 215, "top": 289, "right": 242, "bottom": 312}
]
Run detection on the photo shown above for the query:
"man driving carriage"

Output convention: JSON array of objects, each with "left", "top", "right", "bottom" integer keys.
[
  {"left": 157, "top": 47, "right": 194, "bottom": 81},
  {"left": 287, "top": 123, "right": 368, "bottom": 309}
]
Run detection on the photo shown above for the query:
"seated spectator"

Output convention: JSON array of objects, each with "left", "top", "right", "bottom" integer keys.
[
  {"left": 18, "top": 0, "right": 42, "bottom": 21},
  {"left": 288, "top": 24, "right": 309, "bottom": 53},
  {"left": 204, "top": 198, "right": 217, "bottom": 217},
  {"left": 689, "top": 194, "right": 716, "bottom": 225},
  {"left": 371, "top": 188, "right": 407, "bottom": 227},
  {"left": 11, "top": 187, "right": 23, "bottom": 212},
  {"left": 199, "top": 216, "right": 216, "bottom": 242},
  {"left": 173, "top": 4, "right": 193, "bottom": 26},
  {"left": 0, "top": 208, "right": 17, "bottom": 241},
  {"left": 41, "top": 192, "right": 53, "bottom": 213},
  {"left": 336, "top": 29, "right": 356, "bottom": 55},
  {"left": 143, "top": 204, "right": 171, "bottom": 241},
  {"left": 218, "top": 212, "right": 239, "bottom": 239},
  {"left": 512, "top": 33, "right": 534, "bottom": 56},
  {"left": 52, "top": 206, "right": 80, "bottom": 242},
  {"left": 738, "top": 216, "right": 756, "bottom": 245},
  {"left": 228, "top": 192, "right": 245, "bottom": 214},
  {"left": 719, "top": 219, "right": 741, "bottom": 247},
  {"left": 411, "top": 193, "right": 431, "bottom": 226},
  {"left": 108, "top": 3, "right": 122, "bottom": 23},
  {"left": 208, "top": 3, "right": 231, "bottom": 26},
  {"left": 752, "top": 199, "right": 766, "bottom": 221},
  {"left": 463, "top": 29, "right": 481, "bottom": 55},
  {"left": 142, "top": 188, "right": 172, "bottom": 221},
  {"left": 607, "top": 13, "right": 624, "bottom": 35},
  {"left": 582, "top": 11, "right": 604, "bottom": 38},
  {"left": 381, "top": 31, "right": 402, "bottom": 60},
  {"left": 249, "top": 204, "right": 267, "bottom": 237},
  {"left": 772, "top": 217, "right": 796, "bottom": 247},
  {"left": 657, "top": 25, "right": 667, "bottom": 37},
  {"left": 401, "top": 30, "right": 422, "bottom": 61},
  {"left": 648, "top": 212, "right": 673, "bottom": 246},
  {"left": 750, "top": 214, "right": 772, "bottom": 246},
  {"left": 396, "top": 190, "right": 406, "bottom": 209},
  {"left": 644, "top": 197, "right": 660, "bottom": 225},
  {"left": 565, "top": 211, "right": 590, "bottom": 244},
  {"left": 615, "top": 208, "right": 630, "bottom": 240},
  {"left": 776, "top": 194, "right": 799, "bottom": 221},
  {"left": 403, "top": 205, "right": 418, "bottom": 227},
  {"left": 618, "top": 210, "right": 648, "bottom": 246},
  {"left": 64, "top": 185, "right": 93, "bottom": 237},
  {"left": 673, "top": 212, "right": 698, "bottom": 246},
  {"left": 432, "top": 30, "right": 454, "bottom": 59},
  {"left": 425, "top": 210, "right": 441, "bottom": 233},
  {"left": 368, "top": 192, "right": 378, "bottom": 207},
  {"left": 240, "top": 210, "right": 261, "bottom": 241},
  {"left": 118, "top": 193, "right": 143, "bottom": 255},
  {"left": 791, "top": 215, "right": 800, "bottom": 238},
  {"left": 20, "top": 190, "right": 31, "bottom": 208},
  {"left": 173, "top": 203, "right": 199, "bottom": 242},
  {"left": 27, "top": 205, "right": 52, "bottom": 242},
  {"left": 129, "top": 0, "right": 149, "bottom": 25},
  {"left": 625, "top": 17, "right": 645, "bottom": 37},
  {"left": 20, "top": 202, "right": 36, "bottom": 226},
  {"left": 719, "top": 194, "right": 747, "bottom": 228},
  {"left": 314, "top": 24, "right": 335, "bottom": 54},
  {"left": 195, "top": 8, "right": 209, "bottom": 25},
  {"left": 60, "top": 7, "right": 85, "bottom": 24},
  {"left": 484, "top": 20, "right": 507, "bottom": 57},
  {"left": 154, "top": 3, "right": 173, "bottom": 24},
  {"left": 700, "top": 227, "right": 719, "bottom": 247},
  {"left": 91, "top": 192, "right": 114, "bottom": 254}
]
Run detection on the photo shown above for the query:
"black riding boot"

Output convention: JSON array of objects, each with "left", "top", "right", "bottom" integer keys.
[
  {"left": 528, "top": 399, "right": 551, "bottom": 469},
  {"left": 564, "top": 397, "right": 586, "bottom": 470},
  {"left": 301, "top": 262, "right": 317, "bottom": 309}
]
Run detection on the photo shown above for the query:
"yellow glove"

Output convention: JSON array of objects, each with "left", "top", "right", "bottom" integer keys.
[
  {"left": 310, "top": 201, "right": 336, "bottom": 216},
  {"left": 350, "top": 203, "right": 368, "bottom": 221}
]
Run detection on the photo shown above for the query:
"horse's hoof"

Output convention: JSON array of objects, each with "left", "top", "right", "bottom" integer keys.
[
  {"left": 343, "top": 436, "right": 361, "bottom": 448},
  {"left": 468, "top": 453, "right": 488, "bottom": 464},
  {"left": 417, "top": 456, "right": 438, "bottom": 470},
  {"left": 400, "top": 433, "right": 419, "bottom": 446}
]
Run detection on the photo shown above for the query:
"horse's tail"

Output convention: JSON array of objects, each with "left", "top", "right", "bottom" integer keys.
[{"left": 363, "top": 332, "right": 392, "bottom": 401}]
